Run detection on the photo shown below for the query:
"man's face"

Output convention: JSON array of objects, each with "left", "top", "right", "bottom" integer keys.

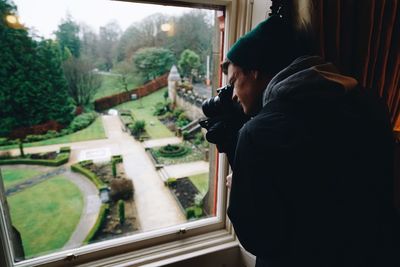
[{"left": 227, "top": 63, "right": 266, "bottom": 116}]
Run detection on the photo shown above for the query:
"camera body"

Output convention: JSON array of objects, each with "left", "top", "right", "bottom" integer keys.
[{"left": 202, "top": 84, "right": 235, "bottom": 118}]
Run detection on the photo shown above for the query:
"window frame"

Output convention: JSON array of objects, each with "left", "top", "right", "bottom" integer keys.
[{"left": 0, "top": 0, "right": 254, "bottom": 266}]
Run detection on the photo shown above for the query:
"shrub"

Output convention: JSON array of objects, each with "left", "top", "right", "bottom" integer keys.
[
  {"left": 158, "top": 144, "right": 188, "bottom": 158},
  {"left": 59, "top": 146, "right": 71, "bottom": 153},
  {"left": 112, "top": 160, "right": 117, "bottom": 178},
  {"left": 45, "top": 130, "right": 59, "bottom": 139},
  {"left": 165, "top": 177, "right": 177, "bottom": 187},
  {"left": 176, "top": 113, "right": 190, "bottom": 128},
  {"left": 153, "top": 102, "right": 170, "bottom": 116},
  {"left": 130, "top": 120, "right": 146, "bottom": 136},
  {"left": 194, "top": 132, "right": 205, "bottom": 145},
  {"left": 0, "top": 138, "right": 9, "bottom": 146},
  {"left": 25, "top": 134, "right": 47, "bottom": 142},
  {"left": 68, "top": 112, "right": 97, "bottom": 132},
  {"left": 172, "top": 108, "right": 184, "bottom": 118},
  {"left": 182, "top": 130, "right": 191, "bottom": 140},
  {"left": 110, "top": 178, "right": 134, "bottom": 201},
  {"left": 118, "top": 200, "right": 125, "bottom": 225},
  {"left": 0, "top": 151, "right": 12, "bottom": 160},
  {"left": 0, "top": 152, "right": 70, "bottom": 166},
  {"left": 185, "top": 206, "right": 203, "bottom": 219},
  {"left": 111, "top": 155, "right": 123, "bottom": 163}
]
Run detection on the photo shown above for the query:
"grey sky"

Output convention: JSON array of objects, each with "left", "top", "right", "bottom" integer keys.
[{"left": 12, "top": 0, "right": 193, "bottom": 38}]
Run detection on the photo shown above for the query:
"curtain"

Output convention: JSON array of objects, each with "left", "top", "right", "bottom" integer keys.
[{"left": 310, "top": 0, "right": 400, "bottom": 129}]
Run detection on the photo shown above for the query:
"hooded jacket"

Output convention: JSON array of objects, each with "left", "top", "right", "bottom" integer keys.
[{"left": 227, "top": 56, "right": 398, "bottom": 266}]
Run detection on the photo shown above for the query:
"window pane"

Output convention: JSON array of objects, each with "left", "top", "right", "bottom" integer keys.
[{"left": 0, "top": 0, "right": 222, "bottom": 261}]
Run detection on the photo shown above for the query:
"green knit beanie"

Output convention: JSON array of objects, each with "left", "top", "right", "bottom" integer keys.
[{"left": 227, "top": 15, "right": 295, "bottom": 75}]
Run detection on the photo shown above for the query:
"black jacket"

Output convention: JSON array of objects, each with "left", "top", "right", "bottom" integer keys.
[{"left": 227, "top": 56, "right": 399, "bottom": 266}]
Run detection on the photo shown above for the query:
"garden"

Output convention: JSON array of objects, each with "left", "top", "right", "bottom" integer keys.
[{"left": 71, "top": 157, "right": 139, "bottom": 243}]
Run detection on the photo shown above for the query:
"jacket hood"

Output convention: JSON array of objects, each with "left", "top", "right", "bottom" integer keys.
[{"left": 263, "top": 56, "right": 358, "bottom": 106}]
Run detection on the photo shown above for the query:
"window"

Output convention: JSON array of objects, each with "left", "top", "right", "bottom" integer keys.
[{"left": 0, "top": 0, "right": 250, "bottom": 266}]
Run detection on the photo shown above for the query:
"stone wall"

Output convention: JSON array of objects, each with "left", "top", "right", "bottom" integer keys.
[{"left": 176, "top": 89, "right": 207, "bottom": 121}]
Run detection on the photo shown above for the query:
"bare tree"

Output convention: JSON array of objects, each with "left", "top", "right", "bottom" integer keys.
[{"left": 62, "top": 57, "right": 102, "bottom": 106}]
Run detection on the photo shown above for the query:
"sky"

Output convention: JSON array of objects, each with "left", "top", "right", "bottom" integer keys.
[{"left": 12, "top": 0, "right": 194, "bottom": 39}]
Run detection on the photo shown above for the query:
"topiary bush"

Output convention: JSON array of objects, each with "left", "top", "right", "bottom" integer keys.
[
  {"left": 68, "top": 112, "right": 97, "bottom": 132},
  {"left": 118, "top": 200, "right": 125, "bottom": 225},
  {"left": 158, "top": 144, "right": 188, "bottom": 158},
  {"left": 176, "top": 113, "right": 190, "bottom": 128},
  {"left": 110, "top": 178, "right": 134, "bottom": 201}
]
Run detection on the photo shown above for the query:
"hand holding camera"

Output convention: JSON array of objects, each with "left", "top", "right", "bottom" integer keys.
[{"left": 199, "top": 85, "right": 250, "bottom": 163}]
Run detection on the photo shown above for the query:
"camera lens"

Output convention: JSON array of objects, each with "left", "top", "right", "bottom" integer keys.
[{"left": 202, "top": 95, "right": 221, "bottom": 118}]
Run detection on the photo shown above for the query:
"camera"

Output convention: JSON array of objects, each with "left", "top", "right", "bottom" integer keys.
[
  {"left": 199, "top": 84, "right": 249, "bottom": 131},
  {"left": 202, "top": 84, "right": 235, "bottom": 118}
]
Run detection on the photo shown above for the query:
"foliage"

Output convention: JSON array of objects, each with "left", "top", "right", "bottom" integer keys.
[
  {"left": 158, "top": 144, "right": 188, "bottom": 158},
  {"left": 68, "top": 112, "right": 97, "bottom": 132},
  {"left": 133, "top": 47, "right": 175, "bottom": 82},
  {"left": 112, "top": 160, "right": 117, "bottom": 178},
  {"left": 165, "top": 177, "right": 177, "bottom": 187},
  {"left": 110, "top": 178, "right": 134, "bottom": 201},
  {"left": 178, "top": 49, "right": 201, "bottom": 79},
  {"left": 0, "top": 152, "right": 70, "bottom": 166},
  {"left": 71, "top": 162, "right": 105, "bottom": 189},
  {"left": 112, "top": 155, "right": 123, "bottom": 163},
  {"left": 193, "top": 132, "right": 205, "bottom": 145},
  {"left": 163, "top": 90, "right": 169, "bottom": 102},
  {"left": 182, "top": 130, "right": 191, "bottom": 141},
  {"left": 118, "top": 200, "right": 125, "bottom": 225},
  {"left": 172, "top": 108, "right": 184, "bottom": 118},
  {"left": 129, "top": 120, "right": 146, "bottom": 136},
  {"left": 59, "top": 146, "right": 71, "bottom": 153},
  {"left": 0, "top": 4, "right": 74, "bottom": 136},
  {"left": 185, "top": 206, "right": 203, "bottom": 220},
  {"left": 176, "top": 113, "right": 190, "bottom": 128},
  {"left": 8, "top": 176, "right": 83, "bottom": 257},
  {"left": 153, "top": 102, "right": 170, "bottom": 116},
  {"left": 83, "top": 204, "right": 109, "bottom": 244},
  {"left": 54, "top": 15, "right": 81, "bottom": 58},
  {"left": 62, "top": 57, "right": 103, "bottom": 107},
  {"left": 97, "top": 21, "right": 121, "bottom": 71}
]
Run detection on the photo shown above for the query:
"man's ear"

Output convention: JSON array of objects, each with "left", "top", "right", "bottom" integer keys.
[{"left": 251, "top": 70, "right": 260, "bottom": 80}]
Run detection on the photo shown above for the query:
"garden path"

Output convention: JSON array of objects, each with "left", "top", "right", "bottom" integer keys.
[
  {"left": 101, "top": 115, "right": 186, "bottom": 230},
  {"left": 163, "top": 161, "right": 209, "bottom": 179},
  {"left": 63, "top": 170, "right": 101, "bottom": 249}
]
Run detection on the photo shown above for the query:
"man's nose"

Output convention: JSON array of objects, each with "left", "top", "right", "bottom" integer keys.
[{"left": 232, "top": 88, "right": 238, "bottom": 102}]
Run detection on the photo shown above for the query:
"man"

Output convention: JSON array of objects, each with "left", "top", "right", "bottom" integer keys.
[{"left": 205, "top": 16, "right": 399, "bottom": 266}]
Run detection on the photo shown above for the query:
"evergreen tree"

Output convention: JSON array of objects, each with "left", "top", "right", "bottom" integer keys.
[
  {"left": 0, "top": 0, "right": 74, "bottom": 136},
  {"left": 54, "top": 15, "right": 81, "bottom": 58},
  {"left": 133, "top": 47, "right": 175, "bottom": 82}
]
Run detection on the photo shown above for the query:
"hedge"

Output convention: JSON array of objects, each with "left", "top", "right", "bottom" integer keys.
[
  {"left": 59, "top": 146, "right": 71, "bottom": 153},
  {"left": 111, "top": 155, "right": 123, "bottom": 164},
  {"left": 0, "top": 152, "right": 70, "bottom": 166},
  {"left": 83, "top": 204, "right": 109, "bottom": 244},
  {"left": 71, "top": 162, "right": 105, "bottom": 189}
]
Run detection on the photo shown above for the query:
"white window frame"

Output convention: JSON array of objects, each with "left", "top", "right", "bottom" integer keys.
[{"left": 0, "top": 1, "right": 255, "bottom": 266}]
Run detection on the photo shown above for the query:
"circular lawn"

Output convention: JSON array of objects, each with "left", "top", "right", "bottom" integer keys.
[{"left": 7, "top": 175, "right": 83, "bottom": 258}]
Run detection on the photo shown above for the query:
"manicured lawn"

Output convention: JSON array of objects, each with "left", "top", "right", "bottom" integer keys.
[
  {"left": 188, "top": 173, "right": 209, "bottom": 196},
  {"left": 8, "top": 176, "right": 83, "bottom": 258},
  {"left": 0, "top": 117, "right": 106, "bottom": 151},
  {"left": 117, "top": 88, "right": 174, "bottom": 139},
  {"left": 94, "top": 74, "right": 140, "bottom": 100},
  {"left": 1, "top": 168, "right": 42, "bottom": 189}
]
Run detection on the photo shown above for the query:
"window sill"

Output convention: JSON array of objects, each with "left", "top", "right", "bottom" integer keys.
[{"left": 78, "top": 229, "right": 238, "bottom": 267}]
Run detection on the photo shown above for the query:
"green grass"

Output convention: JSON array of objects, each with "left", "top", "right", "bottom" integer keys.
[
  {"left": 188, "top": 173, "right": 209, "bottom": 196},
  {"left": 8, "top": 176, "right": 83, "bottom": 258},
  {"left": 117, "top": 88, "right": 174, "bottom": 139},
  {"left": 94, "top": 74, "right": 140, "bottom": 100},
  {"left": 0, "top": 117, "right": 106, "bottom": 151},
  {"left": 1, "top": 168, "right": 42, "bottom": 189}
]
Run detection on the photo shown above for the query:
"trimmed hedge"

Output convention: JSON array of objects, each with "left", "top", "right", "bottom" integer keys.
[
  {"left": 59, "top": 146, "right": 71, "bottom": 153},
  {"left": 111, "top": 155, "right": 123, "bottom": 164},
  {"left": 83, "top": 204, "right": 109, "bottom": 244},
  {"left": 0, "top": 152, "right": 70, "bottom": 166},
  {"left": 71, "top": 162, "right": 105, "bottom": 189},
  {"left": 158, "top": 144, "right": 188, "bottom": 158}
]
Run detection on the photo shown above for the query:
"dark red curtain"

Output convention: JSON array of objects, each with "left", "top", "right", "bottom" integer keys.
[
  {"left": 310, "top": 0, "right": 400, "bottom": 129},
  {"left": 308, "top": 0, "right": 400, "bottom": 207}
]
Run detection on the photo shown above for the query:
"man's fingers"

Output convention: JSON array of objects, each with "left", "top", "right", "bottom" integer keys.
[{"left": 226, "top": 173, "right": 232, "bottom": 189}]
